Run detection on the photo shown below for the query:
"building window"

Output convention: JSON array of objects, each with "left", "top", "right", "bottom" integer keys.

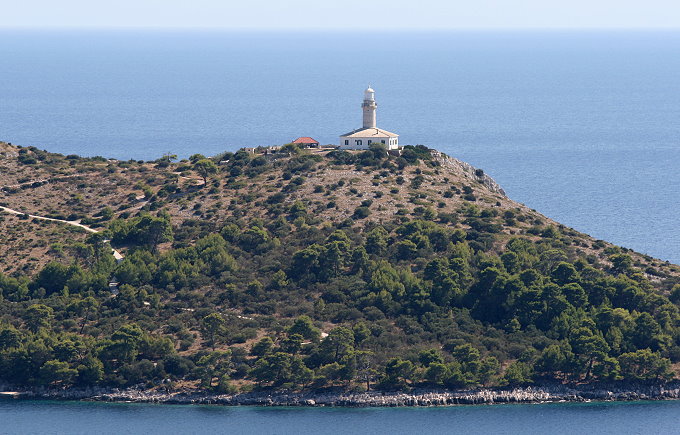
[
  {"left": 356, "top": 140, "right": 362, "bottom": 145},
  {"left": 344, "top": 140, "right": 349, "bottom": 145},
  {"left": 368, "top": 140, "right": 372, "bottom": 144},
  {"left": 381, "top": 140, "right": 385, "bottom": 144}
]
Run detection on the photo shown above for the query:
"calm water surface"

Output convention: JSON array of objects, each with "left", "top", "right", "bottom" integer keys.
[
  {"left": 2, "top": 400, "right": 680, "bottom": 435},
  {"left": 0, "top": 30, "right": 678, "bottom": 263},
  {"left": 1, "top": 31, "right": 679, "bottom": 432}
]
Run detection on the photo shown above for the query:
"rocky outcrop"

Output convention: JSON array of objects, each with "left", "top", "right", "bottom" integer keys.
[
  {"left": 431, "top": 150, "right": 506, "bottom": 197},
  {"left": 12, "top": 382, "right": 680, "bottom": 407}
]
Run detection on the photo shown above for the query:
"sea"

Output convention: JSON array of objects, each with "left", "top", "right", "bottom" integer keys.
[
  {"left": 1, "top": 30, "right": 679, "bottom": 265},
  {"left": 1, "top": 399, "right": 680, "bottom": 435},
  {"left": 0, "top": 30, "right": 679, "bottom": 431}
]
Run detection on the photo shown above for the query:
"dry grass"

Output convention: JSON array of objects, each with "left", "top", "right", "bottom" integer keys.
[{"left": 1, "top": 142, "right": 677, "bottom": 282}]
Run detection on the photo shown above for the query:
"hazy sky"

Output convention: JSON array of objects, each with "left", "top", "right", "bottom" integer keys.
[{"left": 2, "top": 0, "right": 679, "bottom": 29}]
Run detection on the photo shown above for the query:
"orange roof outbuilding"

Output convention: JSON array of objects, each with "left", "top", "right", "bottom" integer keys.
[{"left": 292, "top": 137, "right": 319, "bottom": 145}]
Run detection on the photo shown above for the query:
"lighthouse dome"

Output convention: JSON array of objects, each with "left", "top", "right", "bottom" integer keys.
[{"left": 364, "top": 86, "right": 375, "bottom": 100}]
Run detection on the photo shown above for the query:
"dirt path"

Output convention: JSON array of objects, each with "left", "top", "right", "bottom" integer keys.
[
  {"left": 0, "top": 205, "right": 98, "bottom": 232},
  {"left": 0, "top": 205, "right": 124, "bottom": 261}
]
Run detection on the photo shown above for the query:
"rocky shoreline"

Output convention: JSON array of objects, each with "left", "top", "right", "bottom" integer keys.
[{"left": 5, "top": 382, "right": 680, "bottom": 407}]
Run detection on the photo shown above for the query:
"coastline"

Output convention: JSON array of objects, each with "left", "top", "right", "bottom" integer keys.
[{"left": 6, "top": 382, "right": 680, "bottom": 407}]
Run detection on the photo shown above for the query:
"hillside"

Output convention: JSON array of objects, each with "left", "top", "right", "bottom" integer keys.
[{"left": 1, "top": 141, "right": 679, "bottom": 394}]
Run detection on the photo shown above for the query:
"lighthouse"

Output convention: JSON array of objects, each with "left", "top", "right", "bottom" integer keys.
[
  {"left": 362, "top": 86, "right": 377, "bottom": 128},
  {"left": 339, "top": 86, "right": 399, "bottom": 150}
]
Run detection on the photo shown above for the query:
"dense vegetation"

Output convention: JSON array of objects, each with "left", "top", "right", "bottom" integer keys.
[{"left": 1, "top": 144, "right": 679, "bottom": 394}]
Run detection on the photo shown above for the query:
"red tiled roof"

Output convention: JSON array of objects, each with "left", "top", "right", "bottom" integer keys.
[{"left": 292, "top": 137, "right": 319, "bottom": 144}]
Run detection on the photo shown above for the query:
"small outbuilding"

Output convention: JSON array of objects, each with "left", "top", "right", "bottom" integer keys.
[{"left": 291, "top": 137, "right": 320, "bottom": 148}]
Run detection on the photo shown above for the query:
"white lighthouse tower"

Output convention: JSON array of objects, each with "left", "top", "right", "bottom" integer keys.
[
  {"left": 362, "top": 86, "right": 377, "bottom": 128},
  {"left": 339, "top": 86, "right": 399, "bottom": 150}
]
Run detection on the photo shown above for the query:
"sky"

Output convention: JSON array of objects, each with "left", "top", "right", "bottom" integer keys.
[{"left": 2, "top": 0, "right": 680, "bottom": 29}]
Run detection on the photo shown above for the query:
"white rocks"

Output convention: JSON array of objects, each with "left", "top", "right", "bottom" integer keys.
[
  {"left": 11, "top": 381, "right": 680, "bottom": 407},
  {"left": 431, "top": 151, "right": 506, "bottom": 196}
]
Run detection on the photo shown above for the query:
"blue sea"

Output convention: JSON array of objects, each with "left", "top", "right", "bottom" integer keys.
[
  {"left": 2, "top": 399, "right": 680, "bottom": 435},
  {"left": 0, "top": 29, "right": 678, "bottom": 264},
  {"left": 1, "top": 29, "right": 680, "bottom": 432}
]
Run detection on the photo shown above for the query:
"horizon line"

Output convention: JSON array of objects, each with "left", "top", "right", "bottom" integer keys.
[{"left": 2, "top": 25, "right": 680, "bottom": 32}]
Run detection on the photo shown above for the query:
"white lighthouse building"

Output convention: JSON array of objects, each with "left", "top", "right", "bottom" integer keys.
[{"left": 339, "top": 87, "right": 399, "bottom": 150}]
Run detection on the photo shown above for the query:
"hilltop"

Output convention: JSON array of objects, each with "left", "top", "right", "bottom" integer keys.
[{"left": 0, "top": 141, "right": 679, "bottom": 397}]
